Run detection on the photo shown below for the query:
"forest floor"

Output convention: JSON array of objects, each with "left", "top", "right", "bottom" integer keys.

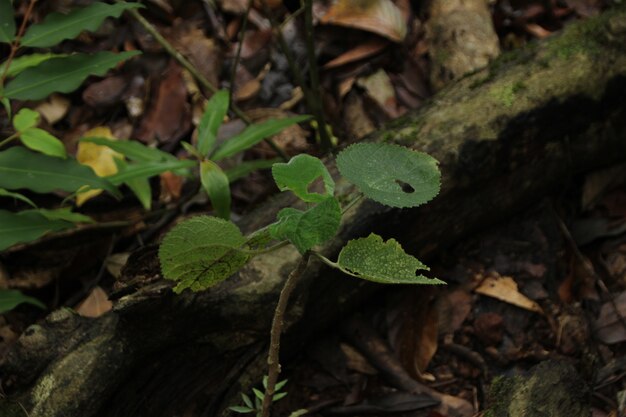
[{"left": 1, "top": 0, "right": 625, "bottom": 416}]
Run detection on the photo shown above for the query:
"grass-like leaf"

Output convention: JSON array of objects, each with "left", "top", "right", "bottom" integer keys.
[
  {"left": 22, "top": 207, "right": 94, "bottom": 223},
  {"left": 21, "top": 2, "right": 143, "bottom": 47},
  {"left": 270, "top": 197, "right": 341, "bottom": 254},
  {"left": 106, "top": 159, "right": 195, "bottom": 185},
  {"left": 80, "top": 136, "right": 177, "bottom": 163},
  {"left": 211, "top": 115, "right": 310, "bottom": 161},
  {"left": 159, "top": 216, "right": 250, "bottom": 293},
  {"left": 114, "top": 157, "right": 152, "bottom": 209},
  {"left": 0, "top": 188, "right": 37, "bottom": 208},
  {"left": 0, "top": 147, "right": 120, "bottom": 197},
  {"left": 0, "top": 0, "right": 15, "bottom": 43},
  {"left": 0, "top": 53, "right": 67, "bottom": 79},
  {"left": 198, "top": 90, "right": 229, "bottom": 156},
  {"left": 0, "top": 209, "right": 73, "bottom": 251},
  {"left": 4, "top": 51, "right": 140, "bottom": 100},
  {"left": 336, "top": 143, "right": 440, "bottom": 208},
  {"left": 200, "top": 160, "right": 231, "bottom": 219},
  {"left": 0, "top": 289, "right": 45, "bottom": 314},
  {"left": 272, "top": 154, "right": 334, "bottom": 203},
  {"left": 336, "top": 234, "right": 445, "bottom": 284}
]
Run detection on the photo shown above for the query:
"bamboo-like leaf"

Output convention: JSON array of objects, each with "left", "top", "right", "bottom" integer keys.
[
  {"left": 106, "top": 159, "right": 195, "bottom": 185},
  {"left": 336, "top": 234, "right": 445, "bottom": 284},
  {"left": 22, "top": 207, "right": 94, "bottom": 223},
  {"left": 211, "top": 115, "right": 310, "bottom": 161},
  {"left": 0, "top": 289, "right": 46, "bottom": 314},
  {"left": 272, "top": 154, "right": 334, "bottom": 203},
  {"left": 0, "top": 53, "right": 67, "bottom": 79},
  {"left": 0, "top": 209, "right": 73, "bottom": 251},
  {"left": 21, "top": 2, "right": 143, "bottom": 47},
  {"left": 114, "top": 157, "right": 152, "bottom": 209},
  {"left": 0, "top": 188, "right": 37, "bottom": 208},
  {"left": 198, "top": 90, "right": 229, "bottom": 156},
  {"left": 80, "top": 136, "right": 177, "bottom": 163},
  {"left": 0, "top": 147, "right": 120, "bottom": 196},
  {"left": 0, "top": 0, "right": 15, "bottom": 43},
  {"left": 4, "top": 51, "right": 141, "bottom": 100},
  {"left": 159, "top": 216, "right": 250, "bottom": 293},
  {"left": 200, "top": 160, "right": 231, "bottom": 219},
  {"left": 336, "top": 143, "right": 440, "bottom": 208}
]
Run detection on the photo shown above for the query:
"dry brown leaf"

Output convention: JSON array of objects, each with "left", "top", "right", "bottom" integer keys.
[
  {"left": 437, "top": 289, "right": 473, "bottom": 334},
  {"left": 320, "top": 0, "right": 407, "bottom": 42},
  {"left": 593, "top": 291, "right": 626, "bottom": 344},
  {"left": 323, "top": 39, "right": 387, "bottom": 69},
  {"left": 105, "top": 253, "right": 130, "bottom": 279},
  {"left": 475, "top": 275, "right": 544, "bottom": 314},
  {"left": 356, "top": 69, "right": 401, "bottom": 118},
  {"left": 76, "top": 286, "right": 113, "bottom": 318},
  {"left": 36, "top": 94, "right": 70, "bottom": 124}
]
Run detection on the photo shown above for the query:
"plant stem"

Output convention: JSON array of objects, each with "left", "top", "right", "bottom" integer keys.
[
  {"left": 229, "top": 0, "right": 253, "bottom": 100},
  {"left": 0, "top": 133, "right": 19, "bottom": 148},
  {"left": 0, "top": 0, "right": 37, "bottom": 88},
  {"left": 121, "top": 4, "right": 289, "bottom": 161},
  {"left": 261, "top": 251, "right": 311, "bottom": 417}
]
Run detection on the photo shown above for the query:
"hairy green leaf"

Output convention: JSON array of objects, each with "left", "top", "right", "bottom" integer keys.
[
  {"left": 198, "top": 90, "right": 229, "bottom": 156},
  {"left": 80, "top": 136, "right": 177, "bottom": 163},
  {"left": 0, "top": 147, "right": 120, "bottom": 196},
  {"left": 200, "top": 160, "right": 231, "bottom": 219},
  {"left": 106, "top": 159, "right": 195, "bottom": 185},
  {"left": 21, "top": 2, "right": 142, "bottom": 47},
  {"left": 159, "top": 216, "right": 249, "bottom": 293},
  {"left": 270, "top": 197, "right": 341, "bottom": 254},
  {"left": 212, "top": 115, "right": 310, "bottom": 161},
  {"left": 0, "top": 53, "right": 68, "bottom": 79},
  {"left": 0, "top": 209, "right": 73, "bottom": 251},
  {"left": 336, "top": 143, "right": 440, "bottom": 208},
  {"left": 0, "top": 188, "right": 37, "bottom": 208},
  {"left": 0, "top": 290, "right": 46, "bottom": 314},
  {"left": 20, "top": 127, "right": 67, "bottom": 158},
  {"left": 0, "top": 0, "right": 15, "bottom": 43},
  {"left": 272, "top": 154, "right": 334, "bottom": 203},
  {"left": 4, "top": 51, "right": 140, "bottom": 100},
  {"left": 337, "top": 234, "right": 444, "bottom": 284},
  {"left": 225, "top": 158, "right": 281, "bottom": 183}
]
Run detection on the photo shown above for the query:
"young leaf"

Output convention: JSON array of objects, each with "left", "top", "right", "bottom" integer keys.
[
  {"left": 225, "top": 158, "right": 281, "bottom": 183},
  {"left": 273, "top": 392, "right": 288, "bottom": 401},
  {"left": 272, "top": 154, "right": 334, "bottom": 203},
  {"left": 200, "top": 160, "right": 231, "bottom": 219},
  {"left": 0, "top": 0, "right": 15, "bottom": 43},
  {"left": 4, "top": 51, "right": 141, "bottom": 100},
  {"left": 336, "top": 143, "right": 440, "bottom": 208},
  {"left": 13, "top": 108, "right": 39, "bottom": 131},
  {"left": 0, "top": 290, "right": 45, "bottom": 314},
  {"left": 228, "top": 406, "right": 255, "bottom": 414},
  {"left": 198, "top": 90, "right": 229, "bottom": 156},
  {"left": 270, "top": 197, "right": 341, "bottom": 254},
  {"left": 336, "top": 234, "right": 445, "bottom": 284},
  {"left": 159, "top": 216, "right": 249, "bottom": 293},
  {"left": 0, "top": 147, "right": 120, "bottom": 197},
  {"left": 211, "top": 115, "right": 310, "bottom": 161},
  {"left": 252, "top": 388, "right": 264, "bottom": 401},
  {"left": 241, "top": 393, "right": 254, "bottom": 409},
  {"left": 0, "top": 209, "right": 73, "bottom": 251},
  {"left": 20, "top": 2, "right": 143, "bottom": 47},
  {"left": 0, "top": 188, "right": 37, "bottom": 208},
  {"left": 20, "top": 127, "right": 67, "bottom": 158},
  {"left": 275, "top": 379, "right": 288, "bottom": 392},
  {"left": 80, "top": 137, "right": 177, "bottom": 163},
  {"left": 0, "top": 53, "right": 67, "bottom": 79},
  {"left": 106, "top": 159, "right": 195, "bottom": 185}
]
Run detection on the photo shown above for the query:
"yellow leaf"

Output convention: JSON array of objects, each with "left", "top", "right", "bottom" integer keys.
[
  {"left": 475, "top": 275, "right": 544, "bottom": 314},
  {"left": 76, "top": 127, "right": 123, "bottom": 206}
]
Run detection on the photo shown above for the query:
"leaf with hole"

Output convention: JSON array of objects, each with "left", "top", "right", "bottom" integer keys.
[
  {"left": 4, "top": 51, "right": 141, "bottom": 101},
  {"left": 198, "top": 90, "right": 229, "bottom": 156},
  {"left": 211, "top": 115, "right": 310, "bottom": 161},
  {"left": 272, "top": 154, "right": 334, "bottom": 203},
  {"left": 0, "top": 0, "right": 15, "bottom": 43},
  {"left": 270, "top": 197, "right": 341, "bottom": 254},
  {"left": 0, "top": 147, "right": 120, "bottom": 196},
  {"left": 200, "top": 160, "right": 231, "bottom": 219},
  {"left": 21, "top": 2, "right": 143, "bottom": 47},
  {"left": 336, "top": 234, "right": 444, "bottom": 284},
  {"left": 336, "top": 143, "right": 440, "bottom": 208},
  {"left": 159, "top": 216, "right": 250, "bottom": 293},
  {"left": 0, "top": 289, "right": 46, "bottom": 314},
  {"left": 0, "top": 209, "right": 74, "bottom": 251}
]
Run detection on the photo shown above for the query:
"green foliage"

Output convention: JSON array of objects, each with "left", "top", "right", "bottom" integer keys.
[
  {"left": 0, "top": 0, "right": 15, "bottom": 43},
  {"left": 200, "top": 160, "right": 231, "bottom": 220},
  {"left": 0, "top": 147, "right": 119, "bottom": 197},
  {"left": 336, "top": 143, "right": 440, "bottom": 208},
  {"left": 271, "top": 154, "right": 334, "bottom": 203},
  {"left": 80, "top": 136, "right": 179, "bottom": 163},
  {"left": 20, "top": 2, "right": 142, "bottom": 48},
  {"left": 270, "top": 197, "right": 341, "bottom": 254},
  {"left": 229, "top": 378, "right": 289, "bottom": 416},
  {"left": 197, "top": 90, "right": 229, "bottom": 156},
  {"left": 0, "top": 53, "right": 67, "bottom": 78},
  {"left": 336, "top": 234, "right": 445, "bottom": 284},
  {"left": 0, "top": 289, "right": 46, "bottom": 314},
  {"left": 158, "top": 216, "right": 250, "bottom": 293},
  {"left": 4, "top": 51, "right": 141, "bottom": 100},
  {"left": 0, "top": 209, "right": 73, "bottom": 251},
  {"left": 13, "top": 108, "right": 67, "bottom": 158},
  {"left": 0, "top": 188, "right": 36, "bottom": 207}
]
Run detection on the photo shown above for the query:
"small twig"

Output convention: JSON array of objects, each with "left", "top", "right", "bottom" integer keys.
[
  {"left": 121, "top": 4, "right": 289, "bottom": 161},
  {"left": 261, "top": 251, "right": 311, "bottom": 417},
  {"left": 229, "top": 0, "right": 253, "bottom": 100},
  {"left": 0, "top": 0, "right": 37, "bottom": 87}
]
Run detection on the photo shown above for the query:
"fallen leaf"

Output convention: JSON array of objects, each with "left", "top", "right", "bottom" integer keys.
[
  {"left": 474, "top": 312, "right": 504, "bottom": 346},
  {"left": 356, "top": 68, "right": 401, "bottom": 118},
  {"left": 475, "top": 275, "right": 544, "bottom": 314},
  {"left": 105, "top": 252, "right": 130, "bottom": 279},
  {"left": 593, "top": 291, "right": 626, "bottom": 344},
  {"left": 76, "top": 286, "right": 112, "bottom": 318},
  {"left": 160, "top": 171, "right": 184, "bottom": 203},
  {"left": 35, "top": 94, "right": 70, "bottom": 124},
  {"left": 323, "top": 38, "right": 388, "bottom": 69}
]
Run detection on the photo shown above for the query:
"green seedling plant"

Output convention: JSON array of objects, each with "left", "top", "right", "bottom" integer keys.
[{"left": 159, "top": 142, "right": 444, "bottom": 417}]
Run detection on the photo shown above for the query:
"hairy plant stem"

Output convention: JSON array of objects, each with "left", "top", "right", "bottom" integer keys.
[
  {"left": 261, "top": 251, "right": 311, "bottom": 417},
  {"left": 0, "top": 0, "right": 37, "bottom": 88},
  {"left": 121, "top": 4, "right": 288, "bottom": 161}
]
